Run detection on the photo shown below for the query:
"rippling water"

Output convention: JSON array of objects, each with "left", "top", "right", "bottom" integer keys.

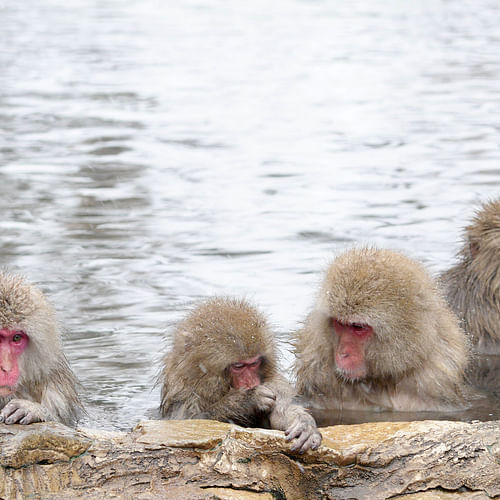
[{"left": 1, "top": 0, "right": 499, "bottom": 429}]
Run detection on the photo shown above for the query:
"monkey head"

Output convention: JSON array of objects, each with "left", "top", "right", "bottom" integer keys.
[
  {"left": 314, "top": 248, "right": 444, "bottom": 382},
  {"left": 464, "top": 198, "right": 499, "bottom": 259},
  {"left": 169, "top": 297, "right": 278, "bottom": 393}
]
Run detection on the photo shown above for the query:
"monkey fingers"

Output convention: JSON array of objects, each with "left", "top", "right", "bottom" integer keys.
[
  {"left": 294, "top": 431, "right": 322, "bottom": 454},
  {"left": 0, "top": 399, "right": 48, "bottom": 425},
  {"left": 285, "top": 420, "right": 322, "bottom": 454},
  {"left": 252, "top": 385, "right": 276, "bottom": 412}
]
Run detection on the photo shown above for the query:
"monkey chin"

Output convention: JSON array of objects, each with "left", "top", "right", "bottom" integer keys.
[
  {"left": 335, "top": 367, "right": 367, "bottom": 383},
  {"left": 0, "top": 386, "right": 14, "bottom": 397}
]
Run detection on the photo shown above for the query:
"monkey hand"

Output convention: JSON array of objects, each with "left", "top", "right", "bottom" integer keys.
[
  {"left": 0, "top": 399, "right": 51, "bottom": 425},
  {"left": 251, "top": 384, "right": 276, "bottom": 412},
  {"left": 285, "top": 413, "right": 322, "bottom": 454}
]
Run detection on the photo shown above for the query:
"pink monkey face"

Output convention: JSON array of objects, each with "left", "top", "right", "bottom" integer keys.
[{"left": 0, "top": 329, "right": 29, "bottom": 396}]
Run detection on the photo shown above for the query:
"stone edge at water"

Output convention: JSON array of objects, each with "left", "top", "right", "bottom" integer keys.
[{"left": 0, "top": 419, "right": 498, "bottom": 500}]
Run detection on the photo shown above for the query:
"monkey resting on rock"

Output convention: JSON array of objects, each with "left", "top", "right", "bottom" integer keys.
[
  {"left": 0, "top": 272, "right": 82, "bottom": 425},
  {"left": 160, "top": 297, "right": 322, "bottom": 453}
]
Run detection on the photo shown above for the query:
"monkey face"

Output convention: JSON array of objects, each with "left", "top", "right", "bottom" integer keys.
[
  {"left": 228, "top": 355, "right": 263, "bottom": 389},
  {"left": 0, "top": 329, "right": 29, "bottom": 396},
  {"left": 332, "top": 319, "right": 373, "bottom": 380}
]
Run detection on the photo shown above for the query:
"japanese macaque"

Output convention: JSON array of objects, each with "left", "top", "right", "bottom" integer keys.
[
  {"left": 294, "top": 248, "right": 471, "bottom": 412},
  {"left": 160, "top": 297, "right": 322, "bottom": 453},
  {"left": 440, "top": 199, "right": 500, "bottom": 354},
  {"left": 0, "top": 272, "right": 82, "bottom": 425}
]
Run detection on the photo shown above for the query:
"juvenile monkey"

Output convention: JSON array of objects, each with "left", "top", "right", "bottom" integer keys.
[
  {"left": 440, "top": 199, "right": 500, "bottom": 354},
  {"left": 160, "top": 297, "right": 322, "bottom": 453},
  {"left": 294, "top": 248, "right": 471, "bottom": 412},
  {"left": 0, "top": 272, "right": 82, "bottom": 425}
]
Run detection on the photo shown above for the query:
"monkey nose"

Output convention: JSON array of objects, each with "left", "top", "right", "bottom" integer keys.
[
  {"left": 1, "top": 348, "right": 13, "bottom": 368},
  {"left": 1, "top": 359, "right": 13, "bottom": 372}
]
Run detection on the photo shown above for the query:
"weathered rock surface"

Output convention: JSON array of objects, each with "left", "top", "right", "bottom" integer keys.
[{"left": 0, "top": 419, "right": 498, "bottom": 500}]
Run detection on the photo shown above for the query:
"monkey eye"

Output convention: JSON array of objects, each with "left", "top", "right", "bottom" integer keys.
[
  {"left": 232, "top": 363, "right": 245, "bottom": 370},
  {"left": 11, "top": 332, "right": 24, "bottom": 343},
  {"left": 349, "top": 323, "right": 371, "bottom": 336}
]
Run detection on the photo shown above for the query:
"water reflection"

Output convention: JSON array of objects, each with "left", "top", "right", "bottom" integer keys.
[
  {"left": 313, "top": 354, "right": 500, "bottom": 427},
  {"left": 0, "top": 0, "right": 499, "bottom": 430},
  {"left": 312, "top": 397, "right": 500, "bottom": 428},
  {"left": 469, "top": 355, "right": 500, "bottom": 399}
]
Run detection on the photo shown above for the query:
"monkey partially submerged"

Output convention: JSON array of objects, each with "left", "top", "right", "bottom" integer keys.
[
  {"left": 160, "top": 297, "right": 322, "bottom": 453},
  {"left": 0, "top": 272, "right": 82, "bottom": 425},
  {"left": 440, "top": 199, "right": 500, "bottom": 354},
  {"left": 295, "top": 248, "right": 472, "bottom": 412}
]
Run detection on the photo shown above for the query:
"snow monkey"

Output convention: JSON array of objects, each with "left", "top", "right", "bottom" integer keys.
[
  {"left": 160, "top": 297, "right": 322, "bottom": 453},
  {"left": 294, "top": 248, "right": 471, "bottom": 412},
  {"left": 440, "top": 199, "right": 500, "bottom": 354},
  {"left": 0, "top": 272, "right": 82, "bottom": 425}
]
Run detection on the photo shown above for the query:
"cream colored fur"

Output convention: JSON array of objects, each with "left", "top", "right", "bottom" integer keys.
[
  {"left": 294, "top": 248, "right": 472, "bottom": 412},
  {"left": 0, "top": 272, "right": 82, "bottom": 425}
]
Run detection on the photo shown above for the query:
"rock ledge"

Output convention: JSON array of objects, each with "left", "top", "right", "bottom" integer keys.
[{"left": 0, "top": 419, "right": 498, "bottom": 499}]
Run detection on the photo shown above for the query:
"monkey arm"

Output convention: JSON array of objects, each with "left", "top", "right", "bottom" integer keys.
[
  {"left": 0, "top": 362, "right": 82, "bottom": 427},
  {"left": 162, "top": 384, "right": 276, "bottom": 426},
  {"left": 0, "top": 380, "right": 82, "bottom": 427},
  {"left": 41, "top": 385, "right": 82, "bottom": 426},
  {"left": 193, "top": 385, "right": 276, "bottom": 426},
  {"left": 266, "top": 377, "right": 322, "bottom": 453},
  {"left": 38, "top": 360, "right": 83, "bottom": 426}
]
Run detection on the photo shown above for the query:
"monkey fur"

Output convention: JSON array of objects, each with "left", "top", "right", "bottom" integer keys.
[
  {"left": 295, "top": 248, "right": 472, "bottom": 412},
  {"left": 0, "top": 272, "right": 82, "bottom": 425},
  {"left": 440, "top": 199, "right": 500, "bottom": 354},
  {"left": 160, "top": 297, "right": 321, "bottom": 453}
]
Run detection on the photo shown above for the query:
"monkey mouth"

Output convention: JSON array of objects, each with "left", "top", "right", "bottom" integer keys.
[
  {"left": 336, "top": 368, "right": 367, "bottom": 382},
  {"left": 0, "top": 385, "right": 14, "bottom": 397}
]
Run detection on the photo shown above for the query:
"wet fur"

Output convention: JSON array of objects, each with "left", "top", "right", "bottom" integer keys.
[
  {"left": 440, "top": 199, "right": 500, "bottom": 354},
  {"left": 160, "top": 297, "right": 278, "bottom": 425},
  {"left": 159, "top": 297, "right": 321, "bottom": 451},
  {"left": 0, "top": 273, "right": 82, "bottom": 425},
  {"left": 294, "top": 248, "right": 472, "bottom": 412}
]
